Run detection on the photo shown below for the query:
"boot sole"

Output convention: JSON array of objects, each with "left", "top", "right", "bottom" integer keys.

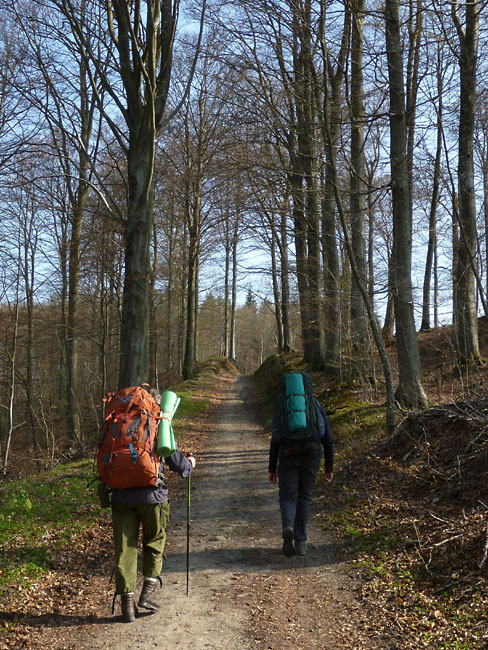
[{"left": 138, "top": 601, "right": 160, "bottom": 612}]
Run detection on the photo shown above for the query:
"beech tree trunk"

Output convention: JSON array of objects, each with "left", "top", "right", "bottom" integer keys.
[
  {"left": 319, "top": 0, "right": 349, "bottom": 375},
  {"left": 452, "top": 0, "right": 482, "bottom": 366},
  {"left": 280, "top": 199, "right": 292, "bottom": 352},
  {"left": 385, "top": 0, "right": 428, "bottom": 407},
  {"left": 350, "top": 0, "right": 369, "bottom": 374},
  {"left": 420, "top": 45, "right": 443, "bottom": 332}
]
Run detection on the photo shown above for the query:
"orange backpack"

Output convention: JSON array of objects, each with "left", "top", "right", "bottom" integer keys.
[{"left": 97, "top": 384, "right": 161, "bottom": 489}]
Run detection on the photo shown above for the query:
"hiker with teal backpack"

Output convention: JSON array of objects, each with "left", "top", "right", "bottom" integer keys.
[
  {"left": 268, "top": 372, "right": 333, "bottom": 557},
  {"left": 97, "top": 385, "right": 195, "bottom": 623}
]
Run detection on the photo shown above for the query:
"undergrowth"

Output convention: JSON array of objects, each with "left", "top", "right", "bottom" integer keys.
[
  {"left": 0, "top": 459, "right": 97, "bottom": 596},
  {"left": 0, "top": 357, "right": 232, "bottom": 603},
  {"left": 254, "top": 351, "right": 488, "bottom": 648}
]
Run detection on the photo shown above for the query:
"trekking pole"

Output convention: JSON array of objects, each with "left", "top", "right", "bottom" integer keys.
[{"left": 186, "top": 474, "right": 191, "bottom": 597}]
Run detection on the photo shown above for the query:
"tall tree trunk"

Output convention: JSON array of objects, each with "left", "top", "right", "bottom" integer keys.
[
  {"left": 194, "top": 257, "right": 200, "bottom": 365},
  {"left": 366, "top": 154, "right": 379, "bottom": 304},
  {"left": 280, "top": 198, "right": 292, "bottom": 352},
  {"left": 271, "top": 221, "right": 284, "bottom": 352},
  {"left": 319, "top": 0, "right": 349, "bottom": 375},
  {"left": 21, "top": 199, "right": 41, "bottom": 465},
  {"left": 301, "top": 0, "right": 323, "bottom": 368},
  {"left": 452, "top": 0, "right": 482, "bottom": 366},
  {"left": 66, "top": 51, "right": 93, "bottom": 443},
  {"left": 166, "top": 210, "right": 175, "bottom": 371},
  {"left": 148, "top": 222, "right": 158, "bottom": 386},
  {"left": 322, "top": 163, "right": 341, "bottom": 374},
  {"left": 420, "top": 44, "right": 443, "bottom": 332},
  {"left": 119, "top": 132, "right": 155, "bottom": 386},
  {"left": 182, "top": 187, "right": 201, "bottom": 380},
  {"left": 2, "top": 299, "right": 20, "bottom": 476},
  {"left": 350, "top": 0, "right": 369, "bottom": 375},
  {"left": 223, "top": 216, "right": 231, "bottom": 357},
  {"left": 291, "top": 165, "right": 311, "bottom": 354},
  {"left": 406, "top": 0, "right": 423, "bottom": 203},
  {"left": 483, "top": 161, "right": 488, "bottom": 298},
  {"left": 229, "top": 215, "right": 238, "bottom": 361},
  {"left": 385, "top": 0, "right": 428, "bottom": 407},
  {"left": 291, "top": 7, "right": 311, "bottom": 360},
  {"left": 382, "top": 257, "right": 395, "bottom": 344}
]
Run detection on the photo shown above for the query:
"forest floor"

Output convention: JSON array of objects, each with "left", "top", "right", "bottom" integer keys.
[{"left": 4, "top": 319, "right": 488, "bottom": 649}]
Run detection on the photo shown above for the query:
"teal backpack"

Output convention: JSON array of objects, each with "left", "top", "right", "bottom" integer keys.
[{"left": 275, "top": 371, "right": 322, "bottom": 456}]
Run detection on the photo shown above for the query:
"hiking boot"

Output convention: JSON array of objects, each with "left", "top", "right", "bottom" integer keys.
[
  {"left": 121, "top": 592, "right": 136, "bottom": 623},
  {"left": 138, "top": 576, "right": 161, "bottom": 612},
  {"left": 282, "top": 526, "right": 296, "bottom": 557},
  {"left": 295, "top": 541, "right": 307, "bottom": 556}
]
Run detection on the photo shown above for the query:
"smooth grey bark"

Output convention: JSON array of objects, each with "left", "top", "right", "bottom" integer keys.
[
  {"left": 182, "top": 173, "right": 202, "bottom": 380},
  {"left": 484, "top": 160, "right": 488, "bottom": 299},
  {"left": 291, "top": 4, "right": 316, "bottom": 365},
  {"left": 270, "top": 220, "right": 284, "bottom": 352},
  {"left": 2, "top": 297, "right": 20, "bottom": 475},
  {"left": 264, "top": 194, "right": 292, "bottom": 353},
  {"left": 279, "top": 198, "right": 292, "bottom": 352},
  {"left": 229, "top": 212, "right": 238, "bottom": 361},
  {"left": 385, "top": 0, "right": 428, "bottom": 407},
  {"left": 349, "top": 0, "right": 369, "bottom": 373},
  {"left": 318, "top": 0, "right": 349, "bottom": 375},
  {"left": 365, "top": 141, "right": 380, "bottom": 305},
  {"left": 406, "top": 0, "right": 423, "bottom": 204},
  {"left": 223, "top": 214, "right": 231, "bottom": 357},
  {"left": 65, "top": 56, "right": 93, "bottom": 444},
  {"left": 290, "top": 160, "right": 311, "bottom": 354},
  {"left": 148, "top": 222, "right": 158, "bottom": 387},
  {"left": 382, "top": 259, "right": 395, "bottom": 344},
  {"left": 106, "top": 0, "right": 175, "bottom": 387},
  {"left": 300, "top": 2, "right": 323, "bottom": 369},
  {"left": 165, "top": 201, "right": 177, "bottom": 371},
  {"left": 420, "top": 45, "right": 443, "bottom": 332},
  {"left": 452, "top": 0, "right": 483, "bottom": 366},
  {"left": 20, "top": 195, "right": 42, "bottom": 467}
]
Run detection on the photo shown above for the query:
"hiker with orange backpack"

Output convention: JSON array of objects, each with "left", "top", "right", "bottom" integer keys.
[{"left": 97, "top": 385, "right": 195, "bottom": 623}]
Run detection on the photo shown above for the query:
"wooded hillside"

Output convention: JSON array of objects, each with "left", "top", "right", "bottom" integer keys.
[{"left": 1, "top": 0, "right": 488, "bottom": 482}]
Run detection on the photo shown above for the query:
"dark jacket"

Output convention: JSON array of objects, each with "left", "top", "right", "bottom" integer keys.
[
  {"left": 111, "top": 447, "right": 192, "bottom": 506},
  {"left": 268, "top": 401, "right": 334, "bottom": 474}
]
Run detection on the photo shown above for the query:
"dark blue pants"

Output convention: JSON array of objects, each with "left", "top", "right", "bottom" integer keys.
[{"left": 277, "top": 452, "right": 321, "bottom": 542}]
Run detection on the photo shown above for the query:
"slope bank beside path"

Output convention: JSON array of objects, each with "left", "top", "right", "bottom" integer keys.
[{"left": 60, "top": 374, "right": 383, "bottom": 650}]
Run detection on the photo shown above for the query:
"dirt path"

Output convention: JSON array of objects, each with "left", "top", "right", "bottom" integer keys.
[{"left": 70, "top": 375, "right": 385, "bottom": 649}]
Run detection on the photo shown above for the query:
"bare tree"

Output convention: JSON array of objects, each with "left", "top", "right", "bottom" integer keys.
[
  {"left": 349, "top": 0, "right": 370, "bottom": 374},
  {"left": 385, "top": 0, "right": 428, "bottom": 407},
  {"left": 57, "top": 0, "right": 205, "bottom": 387},
  {"left": 451, "top": 0, "right": 483, "bottom": 366},
  {"left": 420, "top": 41, "right": 444, "bottom": 331}
]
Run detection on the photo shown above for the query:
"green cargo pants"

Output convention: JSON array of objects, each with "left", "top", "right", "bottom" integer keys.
[{"left": 111, "top": 502, "right": 170, "bottom": 594}]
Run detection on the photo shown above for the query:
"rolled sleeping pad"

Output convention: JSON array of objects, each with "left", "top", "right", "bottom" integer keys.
[
  {"left": 285, "top": 372, "right": 307, "bottom": 431},
  {"left": 157, "top": 391, "right": 181, "bottom": 457}
]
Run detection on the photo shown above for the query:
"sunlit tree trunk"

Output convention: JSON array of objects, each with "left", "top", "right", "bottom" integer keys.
[
  {"left": 319, "top": 0, "right": 349, "bottom": 375},
  {"left": 350, "top": 0, "right": 369, "bottom": 374},
  {"left": 421, "top": 44, "right": 443, "bottom": 332},
  {"left": 452, "top": 0, "right": 482, "bottom": 366},
  {"left": 280, "top": 198, "right": 292, "bottom": 352},
  {"left": 385, "top": 0, "right": 428, "bottom": 407}
]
